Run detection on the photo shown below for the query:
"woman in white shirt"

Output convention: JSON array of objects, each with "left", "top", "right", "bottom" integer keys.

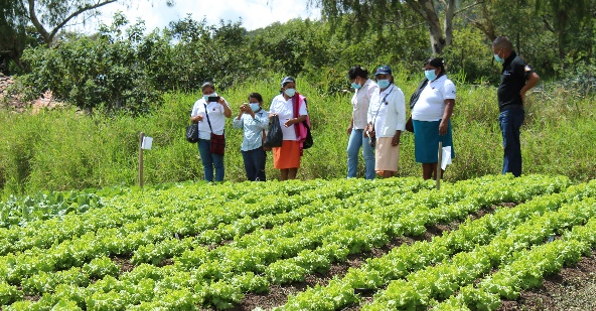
[
  {"left": 411, "top": 58, "right": 456, "bottom": 180},
  {"left": 347, "top": 66, "right": 378, "bottom": 179},
  {"left": 190, "top": 82, "right": 232, "bottom": 182},
  {"left": 268, "top": 76, "right": 309, "bottom": 181},
  {"left": 365, "top": 65, "right": 406, "bottom": 178}
]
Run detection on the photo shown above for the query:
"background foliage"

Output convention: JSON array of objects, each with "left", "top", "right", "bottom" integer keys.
[
  {"left": 2, "top": 75, "right": 596, "bottom": 197},
  {"left": 2, "top": 0, "right": 596, "bottom": 195}
]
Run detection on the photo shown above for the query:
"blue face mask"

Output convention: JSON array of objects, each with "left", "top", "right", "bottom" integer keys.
[
  {"left": 250, "top": 103, "right": 260, "bottom": 112},
  {"left": 285, "top": 88, "right": 296, "bottom": 97},
  {"left": 351, "top": 82, "right": 362, "bottom": 90},
  {"left": 424, "top": 69, "right": 437, "bottom": 81},
  {"left": 377, "top": 79, "right": 390, "bottom": 89},
  {"left": 494, "top": 52, "right": 504, "bottom": 63}
]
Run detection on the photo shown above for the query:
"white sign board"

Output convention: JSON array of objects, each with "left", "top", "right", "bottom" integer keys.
[
  {"left": 441, "top": 146, "right": 452, "bottom": 170},
  {"left": 141, "top": 136, "right": 153, "bottom": 150}
]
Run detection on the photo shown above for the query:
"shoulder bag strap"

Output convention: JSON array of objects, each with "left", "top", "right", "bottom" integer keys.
[
  {"left": 372, "top": 85, "right": 394, "bottom": 126},
  {"left": 203, "top": 103, "right": 214, "bottom": 133}
]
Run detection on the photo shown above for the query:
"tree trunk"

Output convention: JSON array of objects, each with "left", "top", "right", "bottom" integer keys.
[
  {"left": 444, "top": 0, "right": 456, "bottom": 47},
  {"left": 406, "top": 0, "right": 447, "bottom": 55},
  {"left": 26, "top": 0, "right": 51, "bottom": 44}
]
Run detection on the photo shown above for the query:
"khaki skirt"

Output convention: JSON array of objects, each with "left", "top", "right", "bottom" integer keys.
[
  {"left": 273, "top": 140, "right": 301, "bottom": 169},
  {"left": 375, "top": 137, "right": 400, "bottom": 173}
]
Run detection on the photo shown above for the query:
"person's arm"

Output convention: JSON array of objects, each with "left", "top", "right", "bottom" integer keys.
[
  {"left": 232, "top": 107, "right": 244, "bottom": 129},
  {"left": 284, "top": 98, "right": 308, "bottom": 127},
  {"left": 439, "top": 99, "right": 455, "bottom": 135},
  {"left": 255, "top": 111, "right": 270, "bottom": 130},
  {"left": 219, "top": 97, "right": 232, "bottom": 118},
  {"left": 439, "top": 81, "right": 456, "bottom": 135},
  {"left": 190, "top": 103, "right": 203, "bottom": 123},
  {"left": 392, "top": 91, "right": 406, "bottom": 146},
  {"left": 348, "top": 118, "right": 354, "bottom": 135},
  {"left": 284, "top": 115, "right": 307, "bottom": 127},
  {"left": 365, "top": 91, "right": 378, "bottom": 138},
  {"left": 520, "top": 72, "right": 540, "bottom": 103}
]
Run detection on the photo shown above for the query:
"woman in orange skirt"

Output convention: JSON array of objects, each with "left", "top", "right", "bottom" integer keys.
[{"left": 269, "top": 76, "right": 309, "bottom": 180}]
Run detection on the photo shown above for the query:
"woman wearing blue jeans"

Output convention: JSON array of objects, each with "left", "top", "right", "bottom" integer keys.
[
  {"left": 347, "top": 66, "right": 378, "bottom": 179},
  {"left": 233, "top": 93, "right": 269, "bottom": 181},
  {"left": 190, "top": 82, "right": 232, "bottom": 182}
]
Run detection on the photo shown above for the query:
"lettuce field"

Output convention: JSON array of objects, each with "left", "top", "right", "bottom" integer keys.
[{"left": 1, "top": 174, "right": 596, "bottom": 310}]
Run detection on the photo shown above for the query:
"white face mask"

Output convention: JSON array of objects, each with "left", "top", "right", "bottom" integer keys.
[{"left": 284, "top": 88, "right": 296, "bottom": 97}]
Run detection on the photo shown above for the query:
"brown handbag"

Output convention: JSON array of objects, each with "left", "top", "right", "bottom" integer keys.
[
  {"left": 210, "top": 132, "right": 225, "bottom": 155},
  {"left": 204, "top": 103, "right": 225, "bottom": 155}
]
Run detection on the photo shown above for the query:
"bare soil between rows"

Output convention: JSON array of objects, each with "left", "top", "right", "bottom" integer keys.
[{"left": 498, "top": 250, "right": 596, "bottom": 311}]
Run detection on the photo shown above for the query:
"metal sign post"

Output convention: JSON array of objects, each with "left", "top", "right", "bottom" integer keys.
[
  {"left": 139, "top": 132, "right": 144, "bottom": 188},
  {"left": 436, "top": 141, "right": 443, "bottom": 190}
]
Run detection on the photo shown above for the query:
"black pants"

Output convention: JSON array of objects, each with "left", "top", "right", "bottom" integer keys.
[{"left": 241, "top": 147, "right": 267, "bottom": 181}]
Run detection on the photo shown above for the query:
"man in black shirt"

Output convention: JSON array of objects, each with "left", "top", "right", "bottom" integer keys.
[{"left": 492, "top": 36, "right": 540, "bottom": 177}]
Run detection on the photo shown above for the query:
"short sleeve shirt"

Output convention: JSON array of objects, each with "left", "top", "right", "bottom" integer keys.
[
  {"left": 269, "top": 94, "right": 308, "bottom": 141},
  {"left": 191, "top": 98, "right": 231, "bottom": 140},
  {"left": 411, "top": 75, "right": 456, "bottom": 121},
  {"left": 498, "top": 52, "right": 534, "bottom": 110}
]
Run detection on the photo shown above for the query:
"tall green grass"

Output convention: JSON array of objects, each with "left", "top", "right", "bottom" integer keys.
[{"left": 1, "top": 74, "right": 595, "bottom": 197}]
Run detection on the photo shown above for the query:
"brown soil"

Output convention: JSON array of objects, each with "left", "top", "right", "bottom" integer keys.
[
  {"left": 111, "top": 256, "right": 135, "bottom": 273},
  {"left": 498, "top": 250, "right": 596, "bottom": 311}
]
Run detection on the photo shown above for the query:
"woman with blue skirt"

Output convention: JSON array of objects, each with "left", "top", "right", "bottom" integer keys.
[{"left": 411, "top": 57, "right": 456, "bottom": 180}]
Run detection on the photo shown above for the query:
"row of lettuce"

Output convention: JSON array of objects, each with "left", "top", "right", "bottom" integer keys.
[{"left": 0, "top": 175, "right": 595, "bottom": 310}]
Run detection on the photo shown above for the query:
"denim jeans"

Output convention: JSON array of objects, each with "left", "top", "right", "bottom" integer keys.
[
  {"left": 347, "top": 129, "right": 375, "bottom": 179},
  {"left": 198, "top": 139, "right": 225, "bottom": 182},
  {"left": 241, "top": 147, "right": 267, "bottom": 181},
  {"left": 499, "top": 108, "right": 525, "bottom": 177}
]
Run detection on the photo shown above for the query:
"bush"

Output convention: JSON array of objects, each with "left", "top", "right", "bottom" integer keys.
[{"left": 1, "top": 73, "right": 596, "bottom": 197}]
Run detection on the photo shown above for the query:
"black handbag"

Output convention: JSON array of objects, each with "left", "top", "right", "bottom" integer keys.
[
  {"left": 264, "top": 115, "right": 283, "bottom": 148},
  {"left": 186, "top": 123, "right": 199, "bottom": 143},
  {"left": 302, "top": 121, "right": 313, "bottom": 149}
]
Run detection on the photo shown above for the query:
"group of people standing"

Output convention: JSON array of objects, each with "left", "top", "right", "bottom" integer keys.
[
  {"left": 347, "top": 36, "right": 539, "bottom": 180},
  {"left": 347, "top": 59, "right": 455, "bottom": 180},
  {"left": 190, "top": 77, "right": 309, "bottom": 182},
  {"left": 190, "top": 36, "right": 539, "bottom": 182}
]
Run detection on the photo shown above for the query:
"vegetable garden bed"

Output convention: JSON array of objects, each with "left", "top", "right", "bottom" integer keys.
[{"left": 1, "top": 174, "right": 595, "bottom": 310}]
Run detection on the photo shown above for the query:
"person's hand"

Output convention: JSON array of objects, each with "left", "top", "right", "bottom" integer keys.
[
  {"left": 391, "top": 132, "right": 401, "bottom": 146},
  {"left": 268, "top": 113, "right": 276, "bottom": 119},
  {"left": 239, "top": 104, "right": 249, "bottom": 112},
  {"left": 365, "top": 123, "right": 375, "bottom": 138},
  {"left": 283, "top": 119, "right": 295, "bottom": 128},
  {"left": 439, "top": 120, "right": 448, "bottom": 135},
  {"left": 347, "top": 126, "right": 353, "bottom": 135},
  {"left": 192, "top": 114, "right": 203, "bottom": 123},
  {"left": 218, "top": 97, "right": 226, "bottom": 106}
]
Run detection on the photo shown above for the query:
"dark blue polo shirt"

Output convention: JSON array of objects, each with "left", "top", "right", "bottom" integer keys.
[{"left": 497, "top": 52, "right": 534, "bottom": 112}]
